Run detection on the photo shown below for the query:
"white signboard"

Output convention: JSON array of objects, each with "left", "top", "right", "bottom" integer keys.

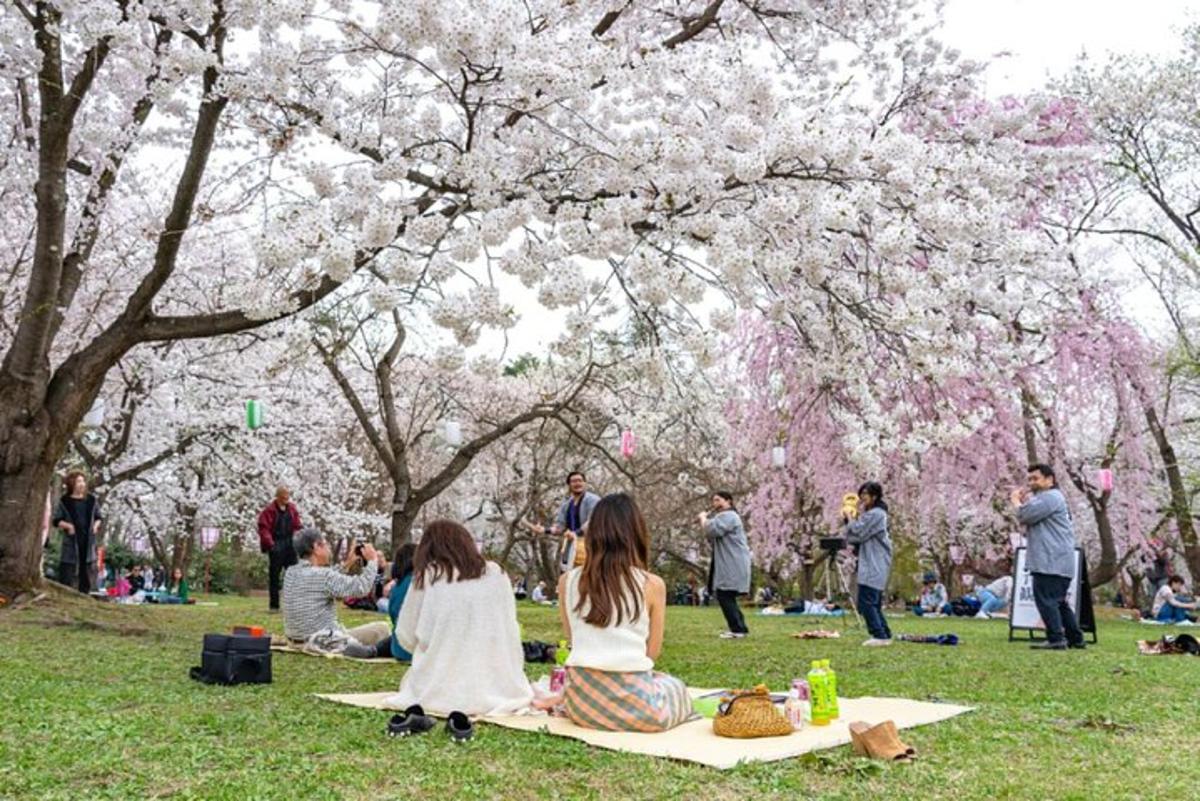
[{"left": 1009, "top": 546, "right": 1081, "bottom": 632}]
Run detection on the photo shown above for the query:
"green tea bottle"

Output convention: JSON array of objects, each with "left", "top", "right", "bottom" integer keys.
[
  {"left": 807, "top": 660, "right": 830, "bottom": 726},
  {"left": 823, "top": 660, "right": 839, "bottom": 720}
]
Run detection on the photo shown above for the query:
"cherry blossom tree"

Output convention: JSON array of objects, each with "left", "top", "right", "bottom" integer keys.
[
  {"left": 0, "top": 0, "right": 1119, "bottom": 598},
  {"left": 1061, "top": 30, "right": 1200, "bottom": 580}
]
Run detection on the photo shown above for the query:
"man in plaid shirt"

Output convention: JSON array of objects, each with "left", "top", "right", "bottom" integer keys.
[{"left": 282, "top": 528, "right": 391, "bottom": 659}]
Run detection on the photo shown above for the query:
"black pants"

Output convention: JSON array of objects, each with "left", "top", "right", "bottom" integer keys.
[
  {"left": 268, "top": 541, "right": 298, "bottom": 610},
  {"left": 857, "top": 584, "right": 892, "bottom": 640},
  {"left": 1032, "top": 572, "right": 1083, "bottom": 645},
  {"left": 57, "top": 561, "right": 92, "bottom": 594},
  {"left": 716, "top": 590, "right": 748, "bottom": 634}
]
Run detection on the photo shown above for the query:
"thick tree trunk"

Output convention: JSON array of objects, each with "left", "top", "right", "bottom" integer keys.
[
  {"left": 1145, "top": 406, "right": 1200, "bottom": 580},
  {"left": 0, "top": 446, "right": 57, "bottom": 596},
  {"left": 0, "top": 378, "right": 98, "bottom": 595},
  {"left": 390, "top": 502, "right": 419, "bottom": 548}
]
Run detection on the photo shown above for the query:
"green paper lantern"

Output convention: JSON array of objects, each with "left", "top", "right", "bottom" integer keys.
[{"left": 246, "top": 399, "right": 263, "bottom": 430}]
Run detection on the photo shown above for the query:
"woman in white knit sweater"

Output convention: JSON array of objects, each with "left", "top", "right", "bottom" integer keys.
[{"left": 387, "top": 520, "right": 532, "bottom": 717}]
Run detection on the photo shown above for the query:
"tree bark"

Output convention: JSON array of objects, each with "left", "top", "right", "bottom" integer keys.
[{"left": 1145, "top": 406, "right": 1200, "bottom": 580}]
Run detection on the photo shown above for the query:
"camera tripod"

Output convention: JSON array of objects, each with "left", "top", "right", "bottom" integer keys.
[{"left": 817, "top": 546, "right": 861, "bottom": 629}]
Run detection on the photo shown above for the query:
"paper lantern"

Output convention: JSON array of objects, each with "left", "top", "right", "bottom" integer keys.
[
  {"left": 1097, "top": 468, "right": 1114, "bottom": 493},
  {"left": 620, "top": 430, "right": 636, "bottom": 459},
  {"left": 771, "top": 445, "right": 786, "bottom": 469},
  {"left": 444, "top": 420, "right": 462, "bottom": 447},
  {"left": 245, "top": 399, "right": 263, "bottom": 430},
  {"left": 82, "top": 398, "right": 106, "bottom": 428},
  {"left": 199, "top": 527, "right": 220, "bottom": 551}
]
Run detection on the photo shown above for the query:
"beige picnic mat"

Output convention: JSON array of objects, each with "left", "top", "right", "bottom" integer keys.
[
  {"left": 270, "top": 645, "right": 397, "bottom": 664},
  {"left": 316, "top": 687, "right": 971, "bottom": 769}
]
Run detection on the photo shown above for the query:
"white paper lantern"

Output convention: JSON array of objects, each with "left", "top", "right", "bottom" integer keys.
[
  {"left": 82, "top": 398, "right": 106, "bottom": 428},
  {"left": 771, "top": 445, "right": 786, "bottom": 468},
  {"left": 444, "top": 420, "right": 463, "bottom": 447},
  {"left": 199, "top": 527, "right": 220, "bottom": 551}
]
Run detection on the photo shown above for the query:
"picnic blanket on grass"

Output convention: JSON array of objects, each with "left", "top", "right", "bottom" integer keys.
[
  {"left": 270, "top": 644, "right": 397, "bottom": 664},
  {"left": 315, "top": 687, "right": 971, "bottom": 769}
]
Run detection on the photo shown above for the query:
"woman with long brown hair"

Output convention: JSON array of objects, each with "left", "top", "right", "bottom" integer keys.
[
  {"left": 388, "top": 520, "right": 532, "bottom": 717},
  {"left": 555, "top": 493, "right": 691, "bottom": 732}
]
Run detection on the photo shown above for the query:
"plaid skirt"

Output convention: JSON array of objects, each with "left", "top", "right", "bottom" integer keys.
[{"left": 563, "top": 666, "right": 692, "bottom": 732}]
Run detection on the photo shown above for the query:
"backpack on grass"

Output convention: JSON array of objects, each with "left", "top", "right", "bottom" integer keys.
[{"left": 189, "top": 633, "right": 272, "bottom": 685}]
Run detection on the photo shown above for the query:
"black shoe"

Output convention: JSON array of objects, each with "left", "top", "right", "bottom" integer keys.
[
  {"left": 1030, "top": 641, "right": 1067, "bottom": 650},
  {"left": 387, "top": 705, "right": 436, "bottom": 737},
  {"left": 1067, "top": 641, "right": 1087, "bottom": 650},
  {"left": 446, "top": 711, "right": 474, "bottom": 743}
]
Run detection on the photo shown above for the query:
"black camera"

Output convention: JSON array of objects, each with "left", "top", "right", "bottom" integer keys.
[
  {"left": 819, "top": 537, "right": 847, "bottom": 553},
  {"left": 354, "top": 537, "right": 366, "bottom": 558}
]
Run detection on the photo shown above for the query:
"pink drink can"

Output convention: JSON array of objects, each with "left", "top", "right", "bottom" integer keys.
[{"left": 550, "top": 667, "right": 567, "bottom": 693}]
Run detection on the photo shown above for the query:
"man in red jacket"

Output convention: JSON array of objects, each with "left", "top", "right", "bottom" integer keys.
[{"left": 258, "top": 486, "right": 302, "bottom": 611}]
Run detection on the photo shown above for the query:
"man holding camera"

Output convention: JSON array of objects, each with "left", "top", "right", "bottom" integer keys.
[
  {"left": 1012, "top": 464, "right": 1084, "bottom": 651},
  {"left": 257, "top": 486, "right": 302, "bottom": 611},
  {"left": 282, "top": 527, "right": 391, "bottom": 658}
]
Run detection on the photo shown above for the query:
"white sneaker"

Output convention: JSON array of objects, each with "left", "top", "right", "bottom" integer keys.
[
  {"left": 862, "top": 638, "right": 893, "bottom": 647},
  {"left": 719, "top": 631, "right": 747, "bottom": 639},
  {"left": 975, "top": 610, "right": 990, "bottom": 619}
]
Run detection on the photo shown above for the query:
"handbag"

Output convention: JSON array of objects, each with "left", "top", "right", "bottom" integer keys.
[
  {"left": 190, "top": 633, "right": 272, "bottom": 685},
  {"left": 712, "top": 684, "right": 793, "bottom": 738}
]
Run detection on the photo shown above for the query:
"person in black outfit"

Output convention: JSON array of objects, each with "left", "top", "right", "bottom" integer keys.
[
  {"left": 51, "top": 471, "right": 104, "bottom": 593},
  {"left": 257, "top": 486, "right": 302, "bottom": 611}
]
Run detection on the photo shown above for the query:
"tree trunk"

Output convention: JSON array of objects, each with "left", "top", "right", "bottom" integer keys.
[
  {"left": 0, "top": 444, "right": 58, "bottom": 596},
  {"left": 1145, "top": 406, "right": 1200, "bottom": 580},
  {"left": 390, "top": 502, "right": 419, "bottom": 547},
  {"left": 1019, "top": 387, "right": 1040, "bottom": 464},
  {"left": 1086, "top": 495, "right": 1119, "bottom": 587}
]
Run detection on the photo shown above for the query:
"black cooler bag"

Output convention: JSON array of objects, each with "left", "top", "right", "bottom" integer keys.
[{"left": 191, "top": 634, "right": 272, "bottom": 685}]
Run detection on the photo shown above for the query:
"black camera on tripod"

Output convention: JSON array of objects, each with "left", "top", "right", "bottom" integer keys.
[{"left": 819, "top": 536, "right": 847, "bottom": 554}]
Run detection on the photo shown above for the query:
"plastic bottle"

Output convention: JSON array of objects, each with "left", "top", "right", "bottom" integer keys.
[
  {"left": 823, "top": 660, "right": 840, "bottom": 720},
  {"left": 796, "top": 678, "right": 812, "bottom": 722},
  {"left": 556, "top": 639, "right": 570, "bottom": 666},
  {"left": 784, "top": 678, "right": 808, "bottom": 730},
  {"left": 807, "top": 660, "right": 830, "bottom": 725}
]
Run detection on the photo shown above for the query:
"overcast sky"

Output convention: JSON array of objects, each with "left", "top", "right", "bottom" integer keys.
[
  {"left": 942, "top": 0, "right": 1194, "bottom": 93},
  {"left": 486, "top": 1, "right": 1197, "bottom": 360}
]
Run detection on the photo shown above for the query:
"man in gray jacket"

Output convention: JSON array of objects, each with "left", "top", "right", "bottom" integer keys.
[
  {"left": 547, "top": 471, "right": 600, "bottom": 570},
  {"left": 1012, "top": 464, "right": 1084, "bottom": 651}
]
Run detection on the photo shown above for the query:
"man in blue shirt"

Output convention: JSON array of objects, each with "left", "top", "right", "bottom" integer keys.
[{"left": 1012, "top": 464, "right": 1084, "bottom": 651}]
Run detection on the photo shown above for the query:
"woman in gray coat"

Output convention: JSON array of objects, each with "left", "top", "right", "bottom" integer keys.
[{"left": 700, "top": 491, "right": 752, "bottom": 639}]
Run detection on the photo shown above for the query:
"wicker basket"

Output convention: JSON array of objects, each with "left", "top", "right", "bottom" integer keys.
[{"left": 712, "top": 684, "right": 794, "bottom": 739}]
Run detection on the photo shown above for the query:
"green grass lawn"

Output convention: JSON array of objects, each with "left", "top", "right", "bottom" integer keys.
[{"left": 1, "top": 592, "right": 1197, "bottom": 801}]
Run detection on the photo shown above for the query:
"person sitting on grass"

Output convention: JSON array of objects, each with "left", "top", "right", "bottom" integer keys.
[
  {"left": 281, "top": 527, "right": 391, "bottom": 659},
  {"left": 913, "top": 572, "right": 952, "bottom": 616},
  {"left": 1153, "top": 576, "right": 1198, "bottom": 624},
  {"left": 389, "top": 520, "right": 533, "bottom": 716},
  {"left": 385, "top": 543, "right": 416, "bottom": 662},
  {"left": 550, "top": 493, "right": 692, "bottom": 732}
]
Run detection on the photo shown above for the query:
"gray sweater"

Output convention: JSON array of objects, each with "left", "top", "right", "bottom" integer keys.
[
  {"left": 844, "top": 507, "right": 893, "bottom": 592},
  {"left": 1017, "top": 488, "right": 1076, "bottom": 578},
  {"left": 705, "top": 510, "right": 752, "bottom": 594},
  {"left": 555, "top": 492, "right": 601, "bottom": 534}
]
